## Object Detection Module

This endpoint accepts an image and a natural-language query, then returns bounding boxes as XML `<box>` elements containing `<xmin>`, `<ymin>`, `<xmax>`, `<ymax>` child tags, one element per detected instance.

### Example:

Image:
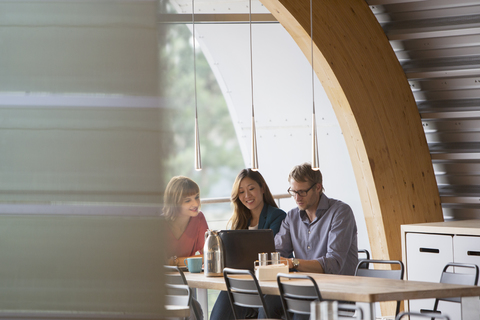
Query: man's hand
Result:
<box><xmin>280</xmin><ymin>257</ymin><xmax>292</xmax><ymax>269</ymax></box>
<box><xmin>280</xmin><ymin>257</ymin><xmax>324</xmax><ymax>273</ymax></box>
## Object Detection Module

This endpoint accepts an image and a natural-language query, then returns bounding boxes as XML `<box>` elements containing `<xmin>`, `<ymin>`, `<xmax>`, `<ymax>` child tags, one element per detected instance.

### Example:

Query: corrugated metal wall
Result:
<box><xmin>368</xmin><ymin>0</ymin><xmax>480</xmax><ymax>220</ymax></box>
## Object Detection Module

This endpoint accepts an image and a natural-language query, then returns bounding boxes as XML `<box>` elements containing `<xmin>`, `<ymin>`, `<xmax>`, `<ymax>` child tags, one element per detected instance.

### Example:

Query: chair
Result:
<box><xmin>396</xmin><ymin>311</ymin><xmax>450</xmax><ymax>320</ymax></box>
<box><xmin>357</xmin><ymin>249</ymin><xmax>370</xmax><ymax>269</ymax></box>
<box><xmin>223</xmin><ymin>267</ymin><xmax>271</xmax><ymax>320</ymax></box>
<box><xmin>277</xmin><ymin>273</ymin><xmax>363</xmax><ymax>320</ymax></box>
<box><xmin>165</xmin><ymin>265</ymin><xmax>189</xmax><ymax>285</ymax></box>
<box><xmin>423</xmin><ymin>262</ymin><xmax>479</xmax><ymax>319</ymax></box>
<box><xmin>164</xmin><ymin>265</ymin><xmax>202</xmax><ymax>320</ymax></box>
<box><xmin>165</xmin><ymin>283</ymin><xmax>191</xmax><ymax>320</ymax></box>
<box><xmin>277</xmin><ymin>273</ymin><xmax>323</xmax><ymax>320</ymax></box>
<box><xmin>355</xmin><ymin>259</ymin><xmax>404</xmax><ymax>317</ymax></box>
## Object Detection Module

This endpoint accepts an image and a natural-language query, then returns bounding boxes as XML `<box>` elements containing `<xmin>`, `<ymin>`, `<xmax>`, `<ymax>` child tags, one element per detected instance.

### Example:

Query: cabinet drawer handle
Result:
<box><xmin>467</xmin><ymin>251</ymin><xmax>480</xmax><ymax>256</ymax></box>
<box><xmin>420</xmin><ymin>309</ymin><xmax>441</xmax><ymax>314</ymax></box>
<box><xmin>419</xmin><ymin>247</ymin><xmax>440</xmax><ymax>254</ymax></box>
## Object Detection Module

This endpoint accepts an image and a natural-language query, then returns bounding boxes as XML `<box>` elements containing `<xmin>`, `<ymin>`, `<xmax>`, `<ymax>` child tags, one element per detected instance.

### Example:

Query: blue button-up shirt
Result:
<box><xmin>274</xmin><ymin>193</ymin><xmax>358</xmax><ymax>275</ymax></box>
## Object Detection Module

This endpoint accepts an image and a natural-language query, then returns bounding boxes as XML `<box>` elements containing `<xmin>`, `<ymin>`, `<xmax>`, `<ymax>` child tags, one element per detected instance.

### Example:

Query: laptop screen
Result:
<box><xmin>218</xmin><ymin>229</ymin><xmax>275</xmax><ymax>271</ymax></box>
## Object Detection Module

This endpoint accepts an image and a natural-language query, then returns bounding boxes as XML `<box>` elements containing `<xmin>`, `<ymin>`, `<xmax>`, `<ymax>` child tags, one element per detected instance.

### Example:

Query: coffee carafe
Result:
<box><xmin>204</xmin><ymin>230</ymin><xmax>224</xmax><ymax>277</ymax></box>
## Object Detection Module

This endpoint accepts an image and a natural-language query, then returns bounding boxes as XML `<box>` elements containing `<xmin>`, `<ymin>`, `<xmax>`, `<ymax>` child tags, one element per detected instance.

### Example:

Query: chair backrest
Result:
<box><xmin>277</xmin><ymin>273</ymin><xmax>322</xmax><ymax>320</ymax></box>
<box><xmin>355</xmin><ymin>259</ymin><xmax>404</xmax><ymax>316</ymax></box>
<box><xmin>357</xmin><ymin>249</ymin><xmax>371</xmax><ymax>269</ymax></box>
<box><xmin>164</xmin><ymin>265</ymin><xmax>188</xmax><ymax>285</ymax></box>
<box><xmin>165</xmin><ymin>283</ymin><xmax>191</xmax><ymax>308</ymax></box>
<box><xmin>355</xmin><ymin>259</ymin><xmax>404</xmax><ymax>280</ymax></box>
<box><xmin>223</xmin><ymin>267</ymin><xmax>269</xmax><ymax>319</ymax></box>
<box><xmin>164</xmin><ymin>265</ymin><xmax>202</xmax><ymax>320</ymax></box>
<box><xmin>437</xmin><ymin>262</ymin><xmax>479</xmax><ymax>304</ymax></box>
<box><xmin>396</xmin><ymin>311</ymin><xmax>450</xmax><ymax>320</ymax></box>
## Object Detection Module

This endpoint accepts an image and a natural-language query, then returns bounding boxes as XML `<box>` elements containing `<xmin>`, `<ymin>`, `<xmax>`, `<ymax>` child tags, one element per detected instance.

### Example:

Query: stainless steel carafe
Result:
<box><xmin>204</xmin><ymin>230</ymin><xmax>224</xmax><ymax>277</ymax></box>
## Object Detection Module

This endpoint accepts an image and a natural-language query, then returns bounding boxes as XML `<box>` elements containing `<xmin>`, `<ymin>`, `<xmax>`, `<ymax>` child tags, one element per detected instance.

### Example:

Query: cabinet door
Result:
<box><xmin>453</xmin><ymin>235</ymin><xmax>480</xmax><ymax>282</ymax></box>
<box><xmin>406</xmin><ymin>232</ymin><xmax>453</xmax><ymax>317</ymax></box>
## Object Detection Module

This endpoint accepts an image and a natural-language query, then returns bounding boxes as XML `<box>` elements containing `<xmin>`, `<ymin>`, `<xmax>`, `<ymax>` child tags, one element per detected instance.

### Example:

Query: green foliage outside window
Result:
<box><xmin>160</xmin><ymin>7</ymin><xmax>244</xmax><ymax>199</ymax></box>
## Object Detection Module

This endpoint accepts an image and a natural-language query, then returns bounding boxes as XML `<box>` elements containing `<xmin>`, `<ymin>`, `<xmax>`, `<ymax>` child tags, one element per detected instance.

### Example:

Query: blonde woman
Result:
<box><xmin>210</xmin><ymin>169</ymin><xmax>286</xmax><ymax>320</ymax></box>
<box><xmin>163</xmin><ymin>176</ymin><xmax>208</xmax><ymax>267</ymax></box>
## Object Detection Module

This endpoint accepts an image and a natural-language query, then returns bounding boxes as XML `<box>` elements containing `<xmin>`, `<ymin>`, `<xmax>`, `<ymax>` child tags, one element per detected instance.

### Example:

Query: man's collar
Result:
<box><xmin>317</xmin><ymin>193</ymin><xmax>328</xmax><ymax>211</ymax></box>
<box><xmin>299</xmin><ymin>193</ymin><xmax>328</xmax><ymax>221</ymax></box>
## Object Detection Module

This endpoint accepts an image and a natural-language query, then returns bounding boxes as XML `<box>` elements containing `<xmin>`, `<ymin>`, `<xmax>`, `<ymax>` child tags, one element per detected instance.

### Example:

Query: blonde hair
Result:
<box><xmin>288</xmin><ymin>163</ymin><xmax>324</xmax><ymax>192</ymax></box>
<box><xmin>229</xmin><ymin>169</ymin><xmax>277</xmax><ymax>230</ymax></box>
<box><xmin>162</xmin><ymin>176</ymin><xmax>200</xmax><ymax>221</ymax></box>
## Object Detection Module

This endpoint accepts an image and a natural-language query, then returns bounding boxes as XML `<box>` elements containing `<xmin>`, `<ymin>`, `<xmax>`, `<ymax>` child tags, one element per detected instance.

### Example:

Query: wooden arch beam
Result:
<box><xmin>259</xmin><ymin>0</ymin><xmax>443</xmax><ymax>261</ymax></box>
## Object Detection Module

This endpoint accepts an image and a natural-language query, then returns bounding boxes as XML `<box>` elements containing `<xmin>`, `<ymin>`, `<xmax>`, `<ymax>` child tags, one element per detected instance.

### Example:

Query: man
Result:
<box><xmin>259</xmin><ymin>163</ymin><xmax>358</xmax><ymax>319</ymax></box>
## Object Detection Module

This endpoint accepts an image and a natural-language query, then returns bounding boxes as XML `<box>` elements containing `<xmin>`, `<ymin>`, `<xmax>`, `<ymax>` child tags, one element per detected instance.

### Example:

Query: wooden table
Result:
<box><xmin>185</xmin><ymin>272</ymin><xmax>480</xmax><ymax>320</ymax></box>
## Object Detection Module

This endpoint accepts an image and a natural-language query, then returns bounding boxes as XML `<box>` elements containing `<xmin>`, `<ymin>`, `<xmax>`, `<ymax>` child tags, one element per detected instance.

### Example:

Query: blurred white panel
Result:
<box><xmin>0</xmin><ymin>214</ymin><xmax>166</xmax><ymax>317</ymax></box>
<box><xmin>0</xmin><ymin>0</ymin><xmax>165</xmax><ymax>205</ymax></box>
<box><xmin>0</xmin><ymin>1</ymin><xmax>157</xmax><ymax>95</ymax></box>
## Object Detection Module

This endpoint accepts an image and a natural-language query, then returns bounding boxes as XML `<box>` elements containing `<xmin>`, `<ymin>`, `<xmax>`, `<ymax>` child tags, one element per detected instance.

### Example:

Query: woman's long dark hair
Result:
<box><xmin>229</xmin><ymin>169</ymin><xmax>277</xmax><ymax>230</ymax></box>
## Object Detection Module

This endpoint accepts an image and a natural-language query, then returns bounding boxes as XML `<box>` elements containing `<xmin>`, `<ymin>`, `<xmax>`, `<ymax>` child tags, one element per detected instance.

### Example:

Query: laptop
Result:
<box><xmin>218</xmin><ymin>229</ymin><xmax>276</xmax><ymax>271</ymax></box>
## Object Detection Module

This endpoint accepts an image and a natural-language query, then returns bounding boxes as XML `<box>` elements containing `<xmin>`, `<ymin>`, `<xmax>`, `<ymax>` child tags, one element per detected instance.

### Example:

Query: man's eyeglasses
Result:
<box><xmin>287</xmin><ymin>184</ymin><xmax>316</xmax><ymax>197</ymax></box>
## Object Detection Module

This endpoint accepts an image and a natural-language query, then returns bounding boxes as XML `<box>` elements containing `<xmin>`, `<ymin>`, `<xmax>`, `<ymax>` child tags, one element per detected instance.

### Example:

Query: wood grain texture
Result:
<box><xmin>185</xmin><ymin>272</ymin><xmax>480</xmax><ymax>303</ymax></box>
<box><xmin>258</xmin><ymin>0</ymin><xmax>443</xmax><ymax>261</ymax></box>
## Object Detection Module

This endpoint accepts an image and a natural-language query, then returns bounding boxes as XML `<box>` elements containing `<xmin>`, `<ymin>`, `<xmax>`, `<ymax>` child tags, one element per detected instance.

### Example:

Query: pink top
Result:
<box><xmin>166</xmin><ymin>211</ymin><xmax>209</xmax><ymax>258</ymax></box>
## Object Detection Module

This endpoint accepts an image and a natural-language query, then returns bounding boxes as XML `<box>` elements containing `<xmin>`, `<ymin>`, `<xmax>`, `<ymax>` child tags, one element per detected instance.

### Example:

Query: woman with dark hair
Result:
<box><xmin>210</xmin><ymin>169</ymin><xmax>286</xmax><ymax>320</ymax></box>
<box><xmin>228</xmin><ymin>168</ymin><xmax>285</xmax><ymax>233</ymax></box>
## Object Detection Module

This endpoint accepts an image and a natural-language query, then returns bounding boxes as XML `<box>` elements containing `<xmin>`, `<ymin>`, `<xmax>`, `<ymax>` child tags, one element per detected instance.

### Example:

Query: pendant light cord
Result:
<box><xmin>249</xmin><ymin>0</ymin><xmax>254</xmax><ymax>118</ymax></box>
<box><xmin>310</xmin><ymin>0</ymin><xmax>315</xmax><ymax>115</ymax></box>
<box><xmin>192</xmin><ymin>0</ymin><xmax>201</xmax><ymax>170</ymax></box>
<box><xmin>192</xmin><ymin>0</ymin><xmax>198</xmax><ymax>120</ymax></box>
<box><xmin>310</xmin><ymin>0</ymin><xmax>320</xmax><ymax>171</ymax></box>
<box><xmin>249</xmin><ymin>0</ymin><xmax>259</xmax><ymax>170</ymax></box>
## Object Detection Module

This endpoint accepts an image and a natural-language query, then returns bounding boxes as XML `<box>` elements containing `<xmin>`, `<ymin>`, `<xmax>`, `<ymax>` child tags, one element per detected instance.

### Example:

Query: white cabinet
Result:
<box><xmin>454</xmin><ymin>235</ymin><xmax>480</xmax><ymax>276</ymax></box>
<box><xmin>402</xmin><ymin>220</ymin><xmax>480</xmax><ymax>320</ymax></box>
<box><xmin>406</xmin><ymin>233</ymin><xmax>453</xmax><ymax>282</ymax></box>
<box><xmin>405</xmin><ymin>233</ymin><xmax>455</xmax><ymax>317</ymax></box>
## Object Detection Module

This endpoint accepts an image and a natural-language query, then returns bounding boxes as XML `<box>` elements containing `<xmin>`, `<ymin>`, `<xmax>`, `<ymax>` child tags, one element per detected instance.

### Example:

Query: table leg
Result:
<box><xmin>461</xmin><ymin>296</ymin><xmax>480</xmax><ymax>320</ymax></box>
<box><xmin>357</xmin><ymin>302</ymin><xmax>376</xmax><ymax>320</ymax></box>
<box><xmin>196</xmin><ymin>288</ymin><xmax>209</xmax><ymax>320</ymax></box>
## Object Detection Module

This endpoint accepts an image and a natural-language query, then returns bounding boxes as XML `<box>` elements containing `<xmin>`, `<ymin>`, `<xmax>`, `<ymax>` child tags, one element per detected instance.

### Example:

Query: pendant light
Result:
<box><xmin>192</xmin><ymin>0</ymin><xmax>201</xmax><ymax>171</ymax></box>
<box><xmin>249</xmin><ymin>0</ymin><xmax>259</xmax><ymax>171</ymax></box>
<box><xmin>310</xmin><ymin>0</ymin><xmax>320</xmax><ymax>171</ymax></box>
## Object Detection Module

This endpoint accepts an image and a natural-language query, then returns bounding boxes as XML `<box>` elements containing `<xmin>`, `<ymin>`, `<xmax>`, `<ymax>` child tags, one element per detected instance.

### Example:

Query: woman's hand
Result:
<box><xmin>168</xmin><ymin>254</ymin><xmax>204</xmax><ymax>267</ymax></box>
<box><xmin>167</xmin><ymin>256</ymin><xmax>178</xmax><ymax>266</ymax></box>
